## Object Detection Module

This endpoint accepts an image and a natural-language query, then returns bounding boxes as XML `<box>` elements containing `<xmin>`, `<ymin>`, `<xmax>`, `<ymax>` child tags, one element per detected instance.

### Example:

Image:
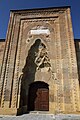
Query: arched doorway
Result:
<box><xmin>28</xmin><ymin>81</ymin><xmax>49</xmax><ymax>111</ymax></box>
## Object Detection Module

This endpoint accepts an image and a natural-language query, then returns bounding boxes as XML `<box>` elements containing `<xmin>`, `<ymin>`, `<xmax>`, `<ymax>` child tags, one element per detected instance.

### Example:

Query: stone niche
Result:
<box><xmin>0</xmin><ymin>7</ymin><xmax>80</xmax><ymax>115</ymax></box>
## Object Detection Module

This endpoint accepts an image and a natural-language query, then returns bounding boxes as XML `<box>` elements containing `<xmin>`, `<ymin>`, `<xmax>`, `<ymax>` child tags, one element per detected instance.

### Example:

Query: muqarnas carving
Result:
<box><xmin>34</xmin><ymin>40</ymin><xmax>51</xmax><ymax>70</ymax></box>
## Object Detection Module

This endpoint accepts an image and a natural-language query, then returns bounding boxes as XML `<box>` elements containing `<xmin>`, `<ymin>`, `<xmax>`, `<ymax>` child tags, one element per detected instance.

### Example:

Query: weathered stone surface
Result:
<box><xmin>0</xmin><ymin>39</ymin><xmax>5</xmax><ymax>73</ymax></box>
<box><xmin>75</xmin><ymin>39</ymin><xmax>80</xmax><ymax>83</ymax></box>
<box><xmin>0</xmin><ymin>113</ymin><xmax>80</xmax><ymax>120</ymax></box>
<box><xmin>0</xmin><ymin>7</ymin><xmax>80</xmax><ymax>115</ymax></box>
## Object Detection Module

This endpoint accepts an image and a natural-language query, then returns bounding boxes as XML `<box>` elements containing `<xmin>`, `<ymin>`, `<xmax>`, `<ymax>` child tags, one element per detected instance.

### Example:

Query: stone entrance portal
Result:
<box><xmin>0</xmin><ymin>7</ymin><xmax>80</xmax><ymax>115</ymax></box>
<box><xmin>28</xmin><ymin>81</ymin><xmax>49</xmax><ymax>111</ymax></box>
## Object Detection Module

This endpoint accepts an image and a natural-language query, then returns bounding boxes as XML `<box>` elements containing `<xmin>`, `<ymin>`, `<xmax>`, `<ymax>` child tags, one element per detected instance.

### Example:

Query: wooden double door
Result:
<box><xmin>28</xmin><ymin>81</ymin><xmax>49</xmax><ymax>111</ymax></box>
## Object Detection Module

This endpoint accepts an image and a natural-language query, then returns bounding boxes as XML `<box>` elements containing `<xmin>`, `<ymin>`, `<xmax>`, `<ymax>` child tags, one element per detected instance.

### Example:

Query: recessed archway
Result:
<box><xmin>28</xmin><ymin>81</ymin><xmax>49</xmax><ymax>111</ymax></box>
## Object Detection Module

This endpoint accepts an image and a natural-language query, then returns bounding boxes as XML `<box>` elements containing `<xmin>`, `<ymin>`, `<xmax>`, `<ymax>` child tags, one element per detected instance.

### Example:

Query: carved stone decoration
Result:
<box><xmin>26</xmin><ymin>25</ymin><xmax>51</xmax><ymax>44</ymax></box>
<box><xmin>34</xmin><ymin>41</ymin><xmax>51</xmax><ymax>70</ymax></box>
<box><xmin>0</xmin><ymin>7</ymin><xmax>80</xmax><ymax>115</ymax></box>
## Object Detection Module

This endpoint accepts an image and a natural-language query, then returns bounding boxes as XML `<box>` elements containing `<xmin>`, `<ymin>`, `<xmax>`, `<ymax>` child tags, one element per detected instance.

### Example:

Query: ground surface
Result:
<box><xmin>0</xmin><ymin>113</ymin><xmax>80</xmax><ymax>120</ymax></box>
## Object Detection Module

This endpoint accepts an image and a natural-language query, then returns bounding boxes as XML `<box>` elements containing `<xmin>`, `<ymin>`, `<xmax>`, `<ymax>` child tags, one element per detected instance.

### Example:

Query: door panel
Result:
<box><xmin>28</xmin><ymin>82</ymin><xmax>49</xmax><ymax>111</ymax></box>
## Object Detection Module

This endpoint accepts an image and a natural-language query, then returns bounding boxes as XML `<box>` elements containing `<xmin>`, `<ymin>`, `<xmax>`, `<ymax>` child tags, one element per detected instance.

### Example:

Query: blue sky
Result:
<box><xmin>0</xmin><ymin>0</ymin><xmax>80</xmax><ymax>39</ymax></box>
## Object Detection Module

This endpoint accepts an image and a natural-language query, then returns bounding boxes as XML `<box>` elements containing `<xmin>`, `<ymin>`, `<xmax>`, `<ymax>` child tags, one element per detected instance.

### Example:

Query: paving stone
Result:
<box><xmin>0</xmin><ymin>114</ymin><xmax>80</xmax><ymax>120</ymax></box>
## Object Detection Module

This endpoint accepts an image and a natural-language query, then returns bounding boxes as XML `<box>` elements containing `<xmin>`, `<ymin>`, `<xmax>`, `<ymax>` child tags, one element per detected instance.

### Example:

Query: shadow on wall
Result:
<box><xmin>17</xmin><ymin>39</ymin><xmax>41</xmax><ymax>115</ymax></box>
<box><xmin>28</xmin><ymin>81</ymin><xmax>49</xmax><ymax>111</ymax></box>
